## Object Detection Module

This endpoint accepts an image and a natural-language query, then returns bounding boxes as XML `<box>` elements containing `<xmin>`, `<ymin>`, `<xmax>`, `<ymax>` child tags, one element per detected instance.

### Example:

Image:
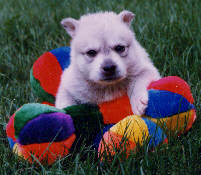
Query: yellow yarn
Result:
<box><xmin>110</xmin><ymin>115</ymin><xmax>149</xmax><ymax>145</ymax></box>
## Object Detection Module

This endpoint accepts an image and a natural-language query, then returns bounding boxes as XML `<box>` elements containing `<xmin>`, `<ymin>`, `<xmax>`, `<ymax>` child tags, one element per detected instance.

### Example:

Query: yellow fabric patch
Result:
<box><xmin>144</xmin><ymin>109</ymin><xmax>194</xmax><ymax>133</ymax></box>
<box><xmin>110</xmin><ymin>115</ymin><xmax>149</xmax><ymax>145</ymax></box>
<box><xmin>13</xmin><ymin>143</ymin><xmax>23</xmax><ymax>157</ymax></box>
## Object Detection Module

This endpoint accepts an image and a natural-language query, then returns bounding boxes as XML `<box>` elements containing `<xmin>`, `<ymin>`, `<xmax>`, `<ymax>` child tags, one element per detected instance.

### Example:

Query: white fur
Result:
<box><xmin>56</xmin><ymin>11</ymin><xmax>161</xmax><ymax>115</ymax></box>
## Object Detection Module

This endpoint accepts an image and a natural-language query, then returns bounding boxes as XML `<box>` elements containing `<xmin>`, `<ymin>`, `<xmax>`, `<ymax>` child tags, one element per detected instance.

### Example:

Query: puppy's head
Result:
<box><xmin>61</xmin><ymin>11</ymin><xmax>135</xmax><ymax>85</ymax></box>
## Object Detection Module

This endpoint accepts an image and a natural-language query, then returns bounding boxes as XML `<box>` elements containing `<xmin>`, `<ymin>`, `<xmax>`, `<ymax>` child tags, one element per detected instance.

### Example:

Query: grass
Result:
<box><xmin>0</xmin><ymin>0</ymin><xmax>200</xmax><ymax>174</ymax></box>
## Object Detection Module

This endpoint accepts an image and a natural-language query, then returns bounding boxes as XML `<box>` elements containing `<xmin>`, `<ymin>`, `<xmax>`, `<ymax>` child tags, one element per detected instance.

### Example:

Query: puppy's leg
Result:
<box><xmin>55</xmin><ymin>86</ymin><xmax>75</xmax><ymax>109</ymax></box>
<box><xmin>128</xmin><ymin>69</ymin><xmax>160</xmax><ymax>116</ymax></box>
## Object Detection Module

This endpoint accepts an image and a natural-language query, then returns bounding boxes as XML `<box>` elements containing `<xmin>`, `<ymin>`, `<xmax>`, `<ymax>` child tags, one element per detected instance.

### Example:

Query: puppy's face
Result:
<box><xmin>61</xmin><ymin>11</ymin><xmax>135</xmax><ymax>85</ymax></box>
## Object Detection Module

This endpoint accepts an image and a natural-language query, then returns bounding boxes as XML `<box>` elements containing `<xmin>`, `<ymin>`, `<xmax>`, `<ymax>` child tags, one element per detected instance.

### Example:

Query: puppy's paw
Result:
<box><xmin>55</xmin><ymin>102</ymin><xmax>68</xmax><ymax>109</ymax></box>
<box><xmin>55</xmin><ymin>97</ymin><xmax>74</xmax><ymax>109</ymax></box>
<box><xmin>130</xmin><ymin>91</ymin><xmax>148</xmax><ymax>116</ymax></box>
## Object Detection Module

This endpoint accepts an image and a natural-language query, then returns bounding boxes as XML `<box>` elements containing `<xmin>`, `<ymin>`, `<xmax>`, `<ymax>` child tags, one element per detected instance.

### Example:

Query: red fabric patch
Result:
<box><xmin>42</xmin><ymin>101</ymin><xmax>55</xmax><ymax>106</ymax></box>
<box><xmin>99</xmin><ymin>95</ymin><xmax>133</xmax><ymax>124</ymax></box>
<box><xmin>6</xmin><ymin>113</ymin><xmax>16</xmax><ymax>142</ymax></box>
<box><xmin>163</xmin><ymin>138</ymin><xmax>168</xmax><ymax>144</ymax></box>
<box><xmin>148</xmin><ymin>76</ymin><xmax>194</xmax><ymax>104</ymax></box>
<box><xmin>20</xmin><ymin>134</ymin><xmax>76</xmax><ymax>165</ymax></box>
<box><xmin>33</xmin><ymin>52</ymin><xmax>62</xmax><ymax>97</ymax></box>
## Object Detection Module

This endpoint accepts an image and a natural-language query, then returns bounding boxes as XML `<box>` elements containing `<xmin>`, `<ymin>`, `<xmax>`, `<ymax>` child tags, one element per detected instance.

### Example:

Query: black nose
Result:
<box><xmin>103</xmin><ymin>64</ymin><xmax>116</xmax><ymax>72</ymax></box>
<box><xmin>102</xmin><ymin>60</ymin><xmax>116</xmax><ymax>74</ymax></box>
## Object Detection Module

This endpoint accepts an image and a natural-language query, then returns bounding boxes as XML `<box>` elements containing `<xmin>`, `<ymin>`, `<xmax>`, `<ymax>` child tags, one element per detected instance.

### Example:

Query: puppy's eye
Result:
<box><xmin>114</xmin><ymin>45</ymin><xmax>125</xmax><ymax>53</ymax></box>
<box><xmin>86</xmin><ymin>50</ymin><xmax>97</xmax><ymax>57</ymax></box>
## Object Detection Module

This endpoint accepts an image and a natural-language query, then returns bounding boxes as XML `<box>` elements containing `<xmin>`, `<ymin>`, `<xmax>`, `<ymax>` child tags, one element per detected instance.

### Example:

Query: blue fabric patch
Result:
<box><xmin>8</xmin><ymin>137</ymin><xmax>16</xmax><ymax>149</ymax></box>
<box><xmin>18</xmin><ymin>112</ymin><xmax>75</xmax><ymax>145</ymax></box>
<box><xmin>93</xmin><ymin>124</ymin><xmax>114</xmax><ymax>150</ymax></box>
<box><xmin>145</xmin><ymin>90</ymin><xmax>194</xmax><ymax>118</ymax></box>
<box><xmin>142</xmin><ymin>118</ymin><xmax>166</xmax><ymax>148</ymax></box>
<box><xmin>50</xmin><ymin>47</ymin><xmax>71</xmax><ymax>70</ymax></box>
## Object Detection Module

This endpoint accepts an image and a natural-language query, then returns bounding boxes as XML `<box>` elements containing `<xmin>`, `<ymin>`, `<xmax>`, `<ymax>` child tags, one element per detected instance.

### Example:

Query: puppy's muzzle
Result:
<box><xmin>100</xmin><ymin>59</ymin><xmax>120</xmax><ymax>81</ymax></box>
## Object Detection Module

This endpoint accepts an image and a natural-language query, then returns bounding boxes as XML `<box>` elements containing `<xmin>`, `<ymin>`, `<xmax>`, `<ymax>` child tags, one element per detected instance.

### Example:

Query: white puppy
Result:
<box><xmin>55</xmin><ymin>11</ymin><xmax>160</xmax><ymax>115</ymax></box>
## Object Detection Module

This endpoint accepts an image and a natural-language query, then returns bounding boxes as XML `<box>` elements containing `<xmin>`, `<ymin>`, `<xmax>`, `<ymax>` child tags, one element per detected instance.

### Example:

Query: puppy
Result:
<box><xmin>55</xmin><ymin>10</ymin><xmax>160</xmax><ymax>115</ymax></box>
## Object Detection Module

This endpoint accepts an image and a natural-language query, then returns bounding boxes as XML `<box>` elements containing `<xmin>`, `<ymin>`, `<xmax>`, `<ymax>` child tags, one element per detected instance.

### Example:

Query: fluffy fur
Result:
<box><xmin>55</xmin><ymin>11</ymin><xmax>160</xmax><ymax>115</ymax></box>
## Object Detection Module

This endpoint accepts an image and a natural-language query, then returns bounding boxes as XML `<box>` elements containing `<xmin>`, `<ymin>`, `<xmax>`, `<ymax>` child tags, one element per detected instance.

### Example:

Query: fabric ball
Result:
<box><xmin>98</xmin><ymin>115</ymin><xmax>167</xmax><ymax>157</ymax></box>
<box><xmin>6</xmin><ymin>103</ymin><xmax>76</xmax><ymax>165</ymax></box>
<box><xmin>30</xmin><ymin>47</ymin><xmax>71</xmax><ymax>104</ymax></box>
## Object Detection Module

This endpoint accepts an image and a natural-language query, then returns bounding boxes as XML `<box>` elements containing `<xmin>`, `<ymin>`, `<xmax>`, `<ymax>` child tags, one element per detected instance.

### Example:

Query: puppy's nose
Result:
<box><xmin>102</xmin><ymin>60</ymin><xmax>116</xmax><ymax>74</ymax></box>
<box><xmin>103</xmin><ymin>64</ymin><xmax>116</xmax><ymax>72</ymax></box>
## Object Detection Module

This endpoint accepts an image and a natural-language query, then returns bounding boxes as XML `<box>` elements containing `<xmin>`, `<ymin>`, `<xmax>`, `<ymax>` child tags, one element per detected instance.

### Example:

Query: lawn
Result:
<box><xmin>0</xmin><ymin>0</ymin><xmax>200</xmax><ymax>174</ymax></box>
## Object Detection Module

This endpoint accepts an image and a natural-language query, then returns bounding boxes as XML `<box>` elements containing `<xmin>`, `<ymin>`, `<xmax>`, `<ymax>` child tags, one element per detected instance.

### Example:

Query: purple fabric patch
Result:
<box><xmin>18</xmin><ymin>112</ymin><xmax>75</xmax><ymax>145</ymax></box>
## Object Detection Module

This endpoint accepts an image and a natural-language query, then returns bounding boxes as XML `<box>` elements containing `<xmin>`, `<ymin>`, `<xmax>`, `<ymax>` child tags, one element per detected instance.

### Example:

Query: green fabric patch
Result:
<box><xmin>14</xmin><ymin>103</ymin><xmax>65</xmax><ymax>138</ymax></box>
<box><xmin>64</xmin><ymin>104</ymin><xmax>104</xmax><ymax>148</ymax></box>
<box><xmin>30</xmin><ymin>68</ymin><xmax>55</xmax><ymax>104</ymax></box>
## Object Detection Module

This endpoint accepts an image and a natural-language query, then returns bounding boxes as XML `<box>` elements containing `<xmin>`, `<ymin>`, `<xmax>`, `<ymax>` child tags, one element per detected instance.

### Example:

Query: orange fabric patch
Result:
<box><xmin>33</xmin><ymin>52</ymin><xmax>62</xmax><ymax>97</ymax></box>
<box><xmin>98</xmin><ymin>131</ymin><xmax>136</xmax><ymax>157</ymax></box>
<box><xmin>20</xmin><ymin>134</ymin><xmax>76</xmax><ymax>165</ymax></box>
<box><xmin>99</xmin><ymin>95</ymin><xmax>133</xmax><ymax>124</ymax></box>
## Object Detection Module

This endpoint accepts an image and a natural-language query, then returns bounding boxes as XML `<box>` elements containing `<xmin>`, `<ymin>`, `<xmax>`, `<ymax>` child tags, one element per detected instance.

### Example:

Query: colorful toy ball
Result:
<box><xmin>6</xmin><ymin>103</ymin><xmax>76</xmax><ymax>164</ymax></box>
<box><xmin>30</xmin><ymin>47</ymin><xmax>71</xmax><ymax>105</ymax></box>
<box><xmin>98</xmin><ymin>115</ymin><xmax>167</xmax><ymax>158</ymax></box>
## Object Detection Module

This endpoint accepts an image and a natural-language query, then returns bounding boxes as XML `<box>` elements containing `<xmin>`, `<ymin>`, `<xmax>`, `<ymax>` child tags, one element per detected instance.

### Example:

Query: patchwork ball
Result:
<box><xmin>6</xmin><ymin>103</ymin><xmax>76</xmax><ymax>164</ymax></box>
<box><xmin>30</xmin><ymin>47</ymin><xmax>71</xmax><ymax>105</ymax></box>
<box><xmin>97</xmin><ymin>115</ymin><xmax>168</xmax><ymax>158</ymax></box>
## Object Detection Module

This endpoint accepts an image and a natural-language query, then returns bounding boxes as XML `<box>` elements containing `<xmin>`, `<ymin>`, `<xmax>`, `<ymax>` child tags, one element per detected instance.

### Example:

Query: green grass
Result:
<box><xmin>0</xmin><ymin>0</ymin><xmax>200</xmax><ymax>174</ymax></box>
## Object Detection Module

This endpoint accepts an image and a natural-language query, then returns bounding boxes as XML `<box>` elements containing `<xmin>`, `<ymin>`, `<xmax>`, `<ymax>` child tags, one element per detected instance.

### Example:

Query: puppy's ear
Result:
<box><xmin>118</xmin><ymin>10</ymin><xmax>135</xmax><ymax>26</ymax></box>
<box><xmin>61</xmin><ymin>18</ymin><xmax>79</xmax><ymax>38</ymax></box>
